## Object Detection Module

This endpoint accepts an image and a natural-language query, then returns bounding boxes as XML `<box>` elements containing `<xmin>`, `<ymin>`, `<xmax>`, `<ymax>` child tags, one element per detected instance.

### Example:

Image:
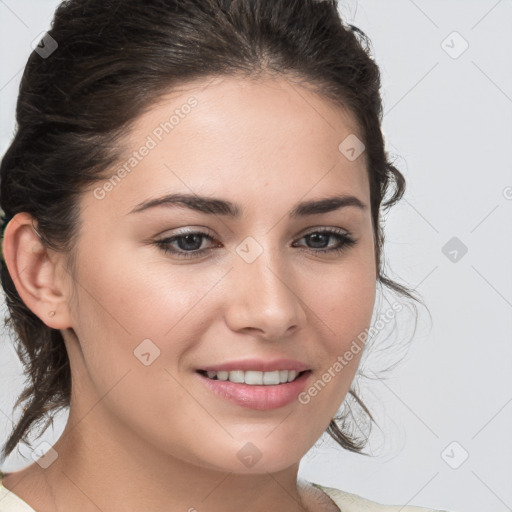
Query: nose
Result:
<box><xmin>224</xmin><ymin>247</ymin><xmax>306</xmax><ymax>341</ymax></box>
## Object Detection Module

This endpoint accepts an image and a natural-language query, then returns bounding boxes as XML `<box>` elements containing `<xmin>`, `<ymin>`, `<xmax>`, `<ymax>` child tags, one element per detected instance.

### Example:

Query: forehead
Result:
<box><xmin>87</xmin><ymin>74</ymin><xmax>370</xmax><ymax>219</ymax></box>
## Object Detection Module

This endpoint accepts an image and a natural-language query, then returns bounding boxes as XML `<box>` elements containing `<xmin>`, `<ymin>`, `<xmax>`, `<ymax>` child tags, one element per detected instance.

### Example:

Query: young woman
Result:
<box><xmin>0</xmin><ymin>1</ymin><xmax>453</xmax><ymax>510</ymax></box>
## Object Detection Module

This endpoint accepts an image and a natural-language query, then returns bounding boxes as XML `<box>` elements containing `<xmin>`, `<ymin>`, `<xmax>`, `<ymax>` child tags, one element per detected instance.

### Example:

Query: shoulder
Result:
<box><xmin>0</xmin><ymin>471</ymin><xmax>38</xmax><ymax>512</ymax></box>
<box><xmin>310</xmin><ymin>482</ymin><xmax>454</xmax><ymax>512</ymax></box>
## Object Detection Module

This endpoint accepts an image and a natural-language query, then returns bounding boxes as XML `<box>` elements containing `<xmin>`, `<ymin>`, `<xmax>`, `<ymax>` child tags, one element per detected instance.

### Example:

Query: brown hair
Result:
<box><xmin>0</xmin><ymin>0</ymin><xmax>421</xmax><ymax>461</ymax></box>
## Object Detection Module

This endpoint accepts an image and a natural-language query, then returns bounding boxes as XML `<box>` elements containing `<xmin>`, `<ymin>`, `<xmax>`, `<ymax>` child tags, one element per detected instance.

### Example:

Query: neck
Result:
<box><xmin>34</xmin><ymin>404</ymin><xmax>310</xmax><ymax>512</ymax></box>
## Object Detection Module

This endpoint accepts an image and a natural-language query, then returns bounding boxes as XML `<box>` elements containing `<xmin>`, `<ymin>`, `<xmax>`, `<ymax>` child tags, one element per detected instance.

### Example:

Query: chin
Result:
<box><xmin>188</xmin><ymin>445</ymin><xmax>303</xmax><ymax>475</ymax></box>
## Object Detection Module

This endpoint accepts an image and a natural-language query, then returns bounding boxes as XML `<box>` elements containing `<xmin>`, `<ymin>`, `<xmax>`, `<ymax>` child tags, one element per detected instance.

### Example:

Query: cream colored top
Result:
<box><xmin>0</xmin><ymin>475</ymin><xmax>450</xmax><ymax>511</ymax></box>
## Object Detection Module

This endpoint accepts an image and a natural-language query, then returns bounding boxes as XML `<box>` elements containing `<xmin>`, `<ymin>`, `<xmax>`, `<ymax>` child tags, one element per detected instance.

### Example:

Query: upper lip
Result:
<box><xmin>198</xmin><ymin>358</ymin><xmax>311</xmax><ymax>373</ymax></box>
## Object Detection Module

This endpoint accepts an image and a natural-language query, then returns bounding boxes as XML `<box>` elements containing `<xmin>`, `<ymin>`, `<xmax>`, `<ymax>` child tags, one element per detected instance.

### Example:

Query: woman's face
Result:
<box><xmin>61</xmin><ymin>75</ymin><xmax>376</xmax><ymax>473</ymax></box>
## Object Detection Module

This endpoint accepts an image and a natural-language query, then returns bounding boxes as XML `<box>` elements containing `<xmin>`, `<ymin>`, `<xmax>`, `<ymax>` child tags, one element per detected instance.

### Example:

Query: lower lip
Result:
<box><xmin>196</xmin><ymin>371</ymin><xmax>311</xmax><ymax>410</ymax></box>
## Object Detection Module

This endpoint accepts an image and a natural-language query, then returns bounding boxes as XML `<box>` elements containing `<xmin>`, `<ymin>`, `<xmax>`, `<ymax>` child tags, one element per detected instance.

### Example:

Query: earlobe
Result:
<box><xmin>2</xmin><ymin>212</ymin><xmax>73</xmax><ymax>329</ymax></box>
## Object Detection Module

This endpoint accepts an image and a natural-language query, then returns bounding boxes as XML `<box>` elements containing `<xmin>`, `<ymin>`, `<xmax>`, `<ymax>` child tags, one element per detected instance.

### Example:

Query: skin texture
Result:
<box><xmin>2</xmin><ymin>75</ymin><xmax>376</xmax><ymax>512</ymax></box>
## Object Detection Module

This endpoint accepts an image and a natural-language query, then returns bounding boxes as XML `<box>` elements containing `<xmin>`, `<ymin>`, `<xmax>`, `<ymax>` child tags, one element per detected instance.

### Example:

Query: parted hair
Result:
<box><xmin>0</xmin><ymin>0</ymin><xmax>421</xmax><ymax>461</ymax></box>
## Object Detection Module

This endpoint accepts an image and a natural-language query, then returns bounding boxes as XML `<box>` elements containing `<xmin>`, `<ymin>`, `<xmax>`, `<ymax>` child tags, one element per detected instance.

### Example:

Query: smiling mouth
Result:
<box><xmin>196</xmin><ymin>369</ymin><xmax>309</xmax><ymax>385</ymax></box>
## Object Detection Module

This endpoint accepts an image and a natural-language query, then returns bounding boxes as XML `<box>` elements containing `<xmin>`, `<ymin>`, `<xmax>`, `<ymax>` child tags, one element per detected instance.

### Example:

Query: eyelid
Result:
<box><xmin>299</xmin><ymin>225</ymin><xmax>351</xmax><ymax>236</ymax></box>
<box><xmin>153</xmin><ymin>225</ymin><xmax>356</xmax><ymax>260</ymax></box>
<box><xmin>156</xmin><ymin>225</ymin><xmax>351</xmax><ymax>243</ymax></box>
<box><xmin>155</xmin><ymin>225</ymin><xmax>216</xmax><ymax>237</ymax></box>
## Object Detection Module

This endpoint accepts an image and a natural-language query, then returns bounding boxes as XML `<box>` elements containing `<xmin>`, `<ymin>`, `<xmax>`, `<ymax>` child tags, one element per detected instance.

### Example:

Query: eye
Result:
<box><xmin>292</xmin><ymin>228</ymin><xmax>356</xmax><ymax>256</ymax></box>
<box><xmin>154</xmin><ymin>227</ymin><xmax>356</xmax><ymax>259</ymax></box>
<box><xmin>154</xmin><ymin>230</ymin><xmax>219</xmax><ymax>259</ymax></box>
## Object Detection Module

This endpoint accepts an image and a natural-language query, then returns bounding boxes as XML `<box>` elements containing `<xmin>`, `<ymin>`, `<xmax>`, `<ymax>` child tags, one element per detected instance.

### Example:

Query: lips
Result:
<box><xmin>196</xmin><ymin>369</ymin><xmax>311</xmax><ymax>410</ymax></box>
<box><xmin>194</xmin><ymin>358</ymin><xmax>312</xmax><ymax>409</ymax></box>
<box><xmin>197</xmin><ymin>358</ymin><xmax>311</xmax><ymax>373</ymax></box>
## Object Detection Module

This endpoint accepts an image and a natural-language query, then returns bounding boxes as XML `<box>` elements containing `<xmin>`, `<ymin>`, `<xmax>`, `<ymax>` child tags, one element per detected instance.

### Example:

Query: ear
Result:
<box><xmin>2</xmin><ymin>212</ymin><xmax>73</xmax><ymax>329</ymax></box>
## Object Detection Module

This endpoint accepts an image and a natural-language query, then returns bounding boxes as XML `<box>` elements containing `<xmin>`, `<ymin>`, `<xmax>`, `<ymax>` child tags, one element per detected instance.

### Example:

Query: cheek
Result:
<box><xmin>307</xmin><ymin>250</ymin><xmax>376</xmax><ymax>347</ymax></box>
<box><xmin>71</xmin><ymin>240</ymin><xmax>215</xmax><ymax>338</ymax></box>
<box><xmin>66</xmin><ymin>243</ymin><xmax>231</xmax><ymax>400</ymax></box>
<box><xmin>297</xmin><ymin>252</ymin><xmax>376</xmax><ymax>410</ymax></box>
<box><xmin>65</xmin><ymin>252</ymin><xmax>209</xmax><ymax>444</ymax></box>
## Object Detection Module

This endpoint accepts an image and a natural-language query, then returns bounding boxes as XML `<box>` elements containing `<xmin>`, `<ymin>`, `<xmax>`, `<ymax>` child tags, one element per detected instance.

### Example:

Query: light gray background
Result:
<box><xmin>1</xmin><ymin>1</ymin><xmax>511</xmax><ymax>511</ymax></box>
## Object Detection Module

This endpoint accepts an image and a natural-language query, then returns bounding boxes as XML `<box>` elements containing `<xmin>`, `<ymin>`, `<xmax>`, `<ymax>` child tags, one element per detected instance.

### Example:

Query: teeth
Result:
<box><xmin>204</xmin><ymin>369</ymin><xmax>301</xmax><ymax>385</ymax></box>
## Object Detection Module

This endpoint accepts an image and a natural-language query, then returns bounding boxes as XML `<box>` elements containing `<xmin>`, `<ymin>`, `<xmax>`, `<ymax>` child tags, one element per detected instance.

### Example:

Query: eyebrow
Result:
<box><xmin>129</xmin><ymin>193</ymin><xmax>367</xmax><ymax>218</ymax></box>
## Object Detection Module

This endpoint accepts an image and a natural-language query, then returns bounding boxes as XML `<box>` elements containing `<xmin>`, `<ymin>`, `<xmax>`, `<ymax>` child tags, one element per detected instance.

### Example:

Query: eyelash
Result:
<box><xmin>154</xmin><ymin>228</ymin><xmax>356</xmax><ymax>260</ymax></box>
